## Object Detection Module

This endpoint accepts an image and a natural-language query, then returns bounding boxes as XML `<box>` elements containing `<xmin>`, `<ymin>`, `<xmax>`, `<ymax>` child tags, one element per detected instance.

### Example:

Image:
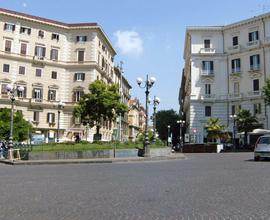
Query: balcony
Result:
<box><xmin>246</xmin><ymin>40</ymin><xmax>260</xmax><ymax>48</ymax></box>
<box><xmin>201</xmin><ymin>70</ymin><xmax>214</xmax><ymax>76</ymax></box>
<box><xmin>229</xmin><ymin>93</ymin><xmax>242</xmax><ymax>100</ymax></box>
<box><xmin>227</xmin><ymin>45</ymin><xmax>241</xmax><ymax>53</ymax></box>
<box><xmin>32</xmin><ymin>56</ymin><xmax>45</xmax><ymax>66</ymax></box>
<box><xmin>200</xmin><ymin>94</ymin><xmax>216</xmax><ymax>100</ymax></box>
<box><xmin>199</xmin><ymin>48</ymin><xmax>216</xmax><ymax>54</ymax></box>
<box><xmin>249</xmin><ymin>65</ymin><xmax>261</xmax><ymax>72</ymax></box>
<box><xmin>247</xmin><ymin>90</ymin><xmax>262</xmax><ymax>97</ymax></box>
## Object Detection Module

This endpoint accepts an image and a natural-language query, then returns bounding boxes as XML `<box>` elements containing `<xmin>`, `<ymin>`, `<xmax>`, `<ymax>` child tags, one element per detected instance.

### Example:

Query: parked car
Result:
<box><xmin>254</xmin><ymin>135</ymin><xmax>270</xmax><ymax>161</ymax></box>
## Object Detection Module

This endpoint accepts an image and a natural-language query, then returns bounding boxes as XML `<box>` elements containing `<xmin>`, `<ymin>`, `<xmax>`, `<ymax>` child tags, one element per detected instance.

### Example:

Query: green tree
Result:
<box><xmin>0</xmin><ymin>108</ymin><xmax>33</xmax><ymax>142</ymax></box>
<box><xmin>236</xmin><ymin>109</ymin><xmax>260</xmax><ymax>146</ymax></box>
<box><xmin>73</xmin><ymin>80</ymin><xmax>128</xmax><ymax>140</ymax></box>
<box><xmin>156</xmin><ymin>109</ymin><xmax>180</xmax><ymax>141</ymax></box>
<box><xmin>204</xmin><ymin>118</ymin><xmax>224</xmax><ymax>142</ymax></box>
<box><xmin>263</xmin><ymin>78</ymin><xmax>270</xmax><ymax>105</ymax></box>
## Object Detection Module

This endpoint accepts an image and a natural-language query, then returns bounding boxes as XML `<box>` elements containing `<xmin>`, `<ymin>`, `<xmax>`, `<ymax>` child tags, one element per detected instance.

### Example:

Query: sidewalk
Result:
<box><xmin>0</xmin><ymin>153</ymin><xmax>186</xmax><ymax>165</ymax></box>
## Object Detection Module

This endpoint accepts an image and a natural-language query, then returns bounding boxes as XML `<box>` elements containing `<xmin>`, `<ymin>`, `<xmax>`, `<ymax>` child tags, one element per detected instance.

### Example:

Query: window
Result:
<box><xmin>204</xmin><ymin>39</ymin><xmax>210</xmax><ymax>48</ymax></box>
<box><xmin>47</xmin><ymin>113</ymin><xmax>55</xmax><ymax>123</ymax></box>
<box><xmin>233</xmin><ymin>82</ymin><xmax>240</xmax><ymax>95</ymax></box>
<box><xmin>74</xmin><ymin>73</ymin><xmax>85</xmax><ymax>81</ymax></box>
<box><xmin>4</xmin><ymin>23</ymin><xmax>15</xmax><ymax>31</ymax></box>
<box><xmin>253</xmin><ymin>79</ymin><xmax>259</xmax><ymax>91</ymax></box>
<box><xmin>5</xmin><ymin>40</ymin><xmax>11</xmax><ymax>52</ymax></box>
<box><xmin>76</xmin><ymin>36</ymin><xmax>87</xmax><ymax>42</ymax></box>
<box><xmin>231</xmin><ymin>58</ymin><xmax>241</xmax><ymax>73</ymax></box>
<box><xmin>73</xmin><ymin>91</ymin><xmax>84</xmax><ymax>102</ymax></box>
<box><xmin>36</xmin><ymin>69</ymin><xmax>42</xmax><ymax>77</ymax></box>
<box><xmin>249</xmin><ymin>31</ymin><xmax>259</xmax><ymax>42</ymax></box>
<box><xmin>18</xmin><ymin>66</ymin><xmax>25</xmax><ymax>75</ymax></box>
<box><xmin>205</xmin><ymin>106</ymin><xmax>211</xmax><ymax>117</ymax></box>
<box><xmin>20</xmin><ymin>43</ymin><xmax>27</xmax><ymax>55</ymax></box>
<box><xmin>48</xmin><ymin>89</ymin><xmax>56</xmax><ymax>101</ymax></box>
<box><xmin>38</xmin><ymin>30</ymin><xmax>44</xmax><ymax>38</ymax></box>
<box><xmin>51</xmin><ymin>71</ymin><xmax>57</xmax><ymax>79</ymax></box>
<box><xmin>32</xmin><ymin>88</ymin><xmax>43</xmax><ymax>102</ymax></box>
<box><xmin>205</xmin><ymin>84</ymin><xmax>211</xmax><ymax>95</ymax></box>
<box><xmin>35</xmin><ymin>46</ymin><xmax>46</xmax><ymax>59</ymax></box>
<box><xmin>51</xmin><ymin>33</ymin><xmax>59</xmax><ymax>41</ymax></box>
<box><xmin>1</xmin><ymin>84</ymin><xmax>8</xmax><ymax>95</ymax></box>
<box><xmin>3</xmin><ymin>64</ymin><xmax>10</xmax><ymax>73</ymax></box>
<box><xmin>78</xmin><ymin>50</ymin><xmax>85</xmax><ymax>62</ymax></box>
<box><xmin>17</xmin><ymin>86</ymin><xmax>27</xmax><ymax>98</ymax></box>
<box><xmin>254</xmin><ymin>103</ymin><xmax>261</xmax><ymax>115</ymax></box>
<box><xmin>202</xmin><ymin>61</ymin><xmax>214</xmax><ymax>75</ymax></box>
<box><xmin>250</xmin><ymin>54</ymin><xmax>260</xmax><ymax>70</ymax></box>
<box><xmin>20</xmin><ymin>27</ymin><xmax>31</xmax><ymax>35</ymax></box>
<box><xmin>50</xmin><ymin>49</ymin><xmax>58</xmax><ymax>61</ymax></box>
<box><xmin>33</xmin><ymin>111</ymin><xmax>40</xmax><ymax>122</ymax></box>
<box><xmin>232</xmin><ymin>36</ymin><xmax>238</xmax><ymax>46</ymax></box>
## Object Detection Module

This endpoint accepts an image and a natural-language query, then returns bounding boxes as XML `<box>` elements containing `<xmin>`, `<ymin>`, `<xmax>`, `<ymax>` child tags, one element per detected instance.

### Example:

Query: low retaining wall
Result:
<box><xmin>183</xmin><ymin>144</ymin><xmax>217</xmax><ymax>153</ymax></box>
<box><xmin>28</xmin><ymin>148</ymin><xmax>171</xmax><ymax>160</ymax></box>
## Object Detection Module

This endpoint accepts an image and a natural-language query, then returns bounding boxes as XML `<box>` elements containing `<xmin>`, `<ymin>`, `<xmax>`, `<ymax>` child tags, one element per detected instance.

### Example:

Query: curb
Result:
<box><xmin>0</xmin><ymin>154</ymin><xmax>186</xmax><ymax>166</ymax></box>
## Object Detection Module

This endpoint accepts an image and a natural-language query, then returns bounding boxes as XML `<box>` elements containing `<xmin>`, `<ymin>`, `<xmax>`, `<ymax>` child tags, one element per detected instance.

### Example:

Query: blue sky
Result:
<box><xmin>1</xmin><ymin>0</ymin><xmax>270</xmax><ymax>113</ymax></box>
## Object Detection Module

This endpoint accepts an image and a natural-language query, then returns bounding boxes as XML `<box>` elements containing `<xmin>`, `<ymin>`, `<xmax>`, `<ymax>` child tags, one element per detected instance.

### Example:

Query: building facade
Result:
<box><xmin>180</xmin><ymin>12</ymin><xmax>270</xmax><ymax>143</ymax></box>
<box><xmin>114</xmin><ymin>65</ymin><xmax>131</xmax><ymax>142</ymax></box>
<box><xmin>0</xmin><ymin>8</ymin><xmax>121</xmax><ymax>143</ymax></box>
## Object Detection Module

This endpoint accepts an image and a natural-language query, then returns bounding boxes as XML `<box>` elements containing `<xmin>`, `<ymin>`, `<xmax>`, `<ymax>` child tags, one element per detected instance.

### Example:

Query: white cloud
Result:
<box><xmin>114</xmin><ymin>30</ymin><xmax>143</xmax><ymax>56</ymax></box>
<box><xmin>22</xmin><ymin>2</ymin><xmax>27</xmax><ymax>8</ymax></box>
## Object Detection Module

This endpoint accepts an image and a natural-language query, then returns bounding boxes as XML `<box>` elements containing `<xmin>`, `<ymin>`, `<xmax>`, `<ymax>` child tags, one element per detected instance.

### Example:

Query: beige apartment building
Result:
<box><xmin>0</xmin><ymin>8</ymin><xmax>124</xmax><ymax>143</ymax></box>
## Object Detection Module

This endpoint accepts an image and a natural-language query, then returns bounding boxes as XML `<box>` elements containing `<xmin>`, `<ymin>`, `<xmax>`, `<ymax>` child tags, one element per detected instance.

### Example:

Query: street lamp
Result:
<box><xmin>54</xmin><ymin>101</ymin><xmax>65</xmax><ymax>143</ymax></box>
<box><xmin>6</xmin><ymin>83</ymin><xmax>24</xmax><ymax>160</ymax></box>
<box><xmin>177</xmin><ymin>120</ymin><xmax>185</xmax><ymax>149</ymax></box>
<box><xmin>230</xmin><ymin>114</ymin><xmax>237</xmax><ymax>151</ymax></box>
<box><xmin>136</xmin><ymin>75</ymin><xmax>156</xmax><ymax>157</ymax></box>
<box><xmin>150</xmin><ymin>96</ymin><xmax>160</xmax><ymax>143</ymax></box>
<box><xmin>167</xmin><ymin>125</ymin><xmax>171</xmax><ymax>147</ymax></box>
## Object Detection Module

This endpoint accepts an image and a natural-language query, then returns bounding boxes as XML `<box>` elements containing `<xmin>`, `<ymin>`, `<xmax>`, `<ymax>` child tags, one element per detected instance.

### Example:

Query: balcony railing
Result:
<box><xmin>229</xmin><ymin>93</ymin><xmax>242</xmax><ymax>99</ymax></box>
<box><xmin>248</xmin><ymin>90</ymin><xmax>262</xmax><ymax>97</ymax></box>
<box><xmin>199</xmin><ymin>48</ymin><xmax>216</xmax><ymax>53</ymax></box>
<box><xmin>249</xmin><ymin>65</ymin><xmax>261</xmax><ymax>71</ymax></box>
<box><xmin>231</xmin><ymin>67</ymin><xmax>241</xmax><ymax>74</ymax></box>
<box><xmin>228</xmin><ymin>45</ymin><xmax>240</xmax><ymax>52</ymax></box>
<box><xmin>246</xmin><ymin>40</ymin><xmax>260</xmax><ymax>47</ymax></box>
<box><xmin>200</xmin><ymin>94</ymin><xmax>216</xmax><ymax>100</ymax></box>
<box><xmin>201</xmin><ymin>70</ymin><xmax>214</xmax><ymax>76</ymax></box>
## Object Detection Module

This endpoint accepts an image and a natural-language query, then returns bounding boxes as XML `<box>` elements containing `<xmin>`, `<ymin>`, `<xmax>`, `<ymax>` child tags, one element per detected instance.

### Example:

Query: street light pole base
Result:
<box><xmin>7</xmin><ymin>149</ymin><xmax>14</xmax><ymax>160</ymax></box>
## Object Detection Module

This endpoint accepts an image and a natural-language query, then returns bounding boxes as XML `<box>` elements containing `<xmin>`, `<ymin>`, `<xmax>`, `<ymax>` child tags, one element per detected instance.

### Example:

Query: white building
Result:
<box><xmin>180</xmin><ymin>12</ymin><xmax>270</xmax><ymax>143</ymax></box>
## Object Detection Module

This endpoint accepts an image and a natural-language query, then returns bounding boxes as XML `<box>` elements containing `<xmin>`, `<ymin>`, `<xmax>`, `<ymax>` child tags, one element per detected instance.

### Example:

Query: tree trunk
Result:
<box><xmin>244</xmin><ymin>131</ymin><xmax>247</xmax><ymax>147</ymax></box>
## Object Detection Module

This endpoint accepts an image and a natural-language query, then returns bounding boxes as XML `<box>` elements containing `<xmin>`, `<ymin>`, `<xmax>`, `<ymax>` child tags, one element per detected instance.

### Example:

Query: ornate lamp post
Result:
<box><xmin>177</xmin><ymin>120</ymin><xmax>185</xmax><ymax>149</ymax></box>
<box><xmin>54</xmin><ymin>101</ymin><xmax>65</xmax><ymax>143</ymax></box>
<box><xmin>150</xmin><ymin>96</ymin><xmax>160</xmax><ymax>143</ymax></box>
<box><xmin>136</xmin><ymin>75</ymin><xmax>156</xmax><ymax>157</ymax></box>
<box><xmin>6</xmin><ymin>84</ymin><xmax>24</xmax><ymax>160</ymax></box>
<box><xmin>167</xmin><ymin>125</ymin><xmax>171</xmax><ymax>147</ymax></box>
<box><xmin>230</xmin><ymin>114</ymin><xmax>237</xmax><ymax>151</ymax></box>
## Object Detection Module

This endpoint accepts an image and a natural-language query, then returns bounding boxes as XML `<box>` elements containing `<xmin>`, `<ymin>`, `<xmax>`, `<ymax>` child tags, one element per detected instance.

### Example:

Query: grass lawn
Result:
<box><xmin>31</xmin><ymin>142</ymin><xmax>166</xmax><ymax>152</ymax></box>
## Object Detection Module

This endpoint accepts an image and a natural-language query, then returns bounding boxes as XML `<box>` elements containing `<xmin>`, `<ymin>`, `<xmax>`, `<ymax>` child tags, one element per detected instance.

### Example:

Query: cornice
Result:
<box><xmin>0</xmin><ymin>8</ymin><xmax>116</xmax><ymax>55</ymax></box>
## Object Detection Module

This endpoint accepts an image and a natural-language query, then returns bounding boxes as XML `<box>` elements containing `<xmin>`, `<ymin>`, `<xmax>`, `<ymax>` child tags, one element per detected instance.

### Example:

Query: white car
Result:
<box><xmin>254</xmin><ymin>135</ymin><xmax>270</xmax><ymax>161</ymax></box>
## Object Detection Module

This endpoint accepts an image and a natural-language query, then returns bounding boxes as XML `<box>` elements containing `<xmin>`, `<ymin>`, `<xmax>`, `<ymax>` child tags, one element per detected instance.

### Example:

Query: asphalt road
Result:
<box><xmin>1</xmin><ymin>153</ymin><xmax>270</xmax><ymax>220</ymax></box>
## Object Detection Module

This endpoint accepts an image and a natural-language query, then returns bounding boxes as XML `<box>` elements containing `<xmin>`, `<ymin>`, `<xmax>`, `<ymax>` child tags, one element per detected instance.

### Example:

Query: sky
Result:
<box><xmin>1</xmin><ymin>0</ymin><xmax>270</xmax><ymax>113</ymax></box>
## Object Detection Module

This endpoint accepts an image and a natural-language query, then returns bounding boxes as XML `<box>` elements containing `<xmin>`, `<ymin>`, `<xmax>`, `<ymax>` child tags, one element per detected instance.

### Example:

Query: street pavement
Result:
<box><xmin>1</xmin><ymin>153</ymin><xmax>270</xmax><ymax>220</ymax></box>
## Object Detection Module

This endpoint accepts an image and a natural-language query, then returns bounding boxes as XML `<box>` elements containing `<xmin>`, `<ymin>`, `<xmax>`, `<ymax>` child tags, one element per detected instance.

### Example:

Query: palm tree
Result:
<box><xmin>236</xmin><ymin>109</ymin><xmax>260</xmax><ymax>147</ymax></box>
<box><xmin>204</xmin><ymin>118</ymin><xmax>224</xmax><ymax>142</ymax></box>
